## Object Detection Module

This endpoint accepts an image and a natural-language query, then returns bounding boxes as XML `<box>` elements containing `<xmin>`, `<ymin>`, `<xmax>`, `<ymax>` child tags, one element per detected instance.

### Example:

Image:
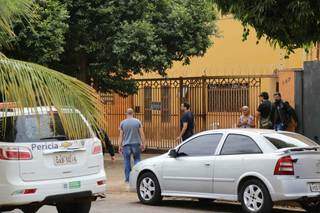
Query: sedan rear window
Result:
<box><xmin>0</xmin><ymin>113</ymin><xmax>91</xmax><ymax>143</ymax></box>
<box><xmin>263</xmin><ymin>133</ymin><xmax>318</xmax><ymax>149</ymax></box>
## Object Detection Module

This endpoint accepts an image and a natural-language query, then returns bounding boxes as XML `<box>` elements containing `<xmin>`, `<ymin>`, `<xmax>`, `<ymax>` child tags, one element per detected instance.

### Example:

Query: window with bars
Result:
<box><xmin>144</xmin><ymin>87</ymin><xmax>152</xmax><ymax>122</ymax></box>
<box><xmin>208</xmin><ymin>83</ymin><xmax>249</xmax><ymax>112</ymax></box>
<box><xmin>161</xmin><ymin>86</ymin><xmax>171</xmax><ymax>122</ymax></box>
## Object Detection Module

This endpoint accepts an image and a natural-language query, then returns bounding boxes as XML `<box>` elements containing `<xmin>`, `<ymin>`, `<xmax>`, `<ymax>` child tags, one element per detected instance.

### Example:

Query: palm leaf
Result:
<box><xmin>0</xmin><ymin>0</ymin><xmax>32</xmax><ymax>48</ymax></box>
<box><xmin>0</xmin><ymin>57</ymin><xmax>105</xmax><ymax>139</ymax></box>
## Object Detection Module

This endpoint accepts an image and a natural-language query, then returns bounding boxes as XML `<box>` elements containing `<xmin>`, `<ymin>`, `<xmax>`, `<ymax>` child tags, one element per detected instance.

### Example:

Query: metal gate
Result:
<box><xmin>103</xmin><ymin>75</ymin><xmax>277</xmax><ymax>149</ymax></box>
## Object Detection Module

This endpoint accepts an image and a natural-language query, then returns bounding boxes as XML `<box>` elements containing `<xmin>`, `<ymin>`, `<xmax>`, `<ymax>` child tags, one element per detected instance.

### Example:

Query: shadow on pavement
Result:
<box><xmin>128</xmin><ymin>198</ymin><xmax>304</xmax><ymax>213</ymax></box>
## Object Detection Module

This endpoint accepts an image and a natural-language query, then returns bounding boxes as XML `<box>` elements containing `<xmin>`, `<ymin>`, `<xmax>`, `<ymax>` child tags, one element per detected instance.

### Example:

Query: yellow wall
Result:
<box><xmin>139</xmin><ymin>17</ymin><xmax>304</xmax><ymax>79</ymax></box>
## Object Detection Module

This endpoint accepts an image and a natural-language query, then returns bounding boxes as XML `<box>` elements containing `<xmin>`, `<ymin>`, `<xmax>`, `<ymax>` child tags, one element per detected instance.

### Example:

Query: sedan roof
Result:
<box><xmin>200</xmin><ymin>128</ymin><xmax>279</xmax><ymax>135</ymax></box>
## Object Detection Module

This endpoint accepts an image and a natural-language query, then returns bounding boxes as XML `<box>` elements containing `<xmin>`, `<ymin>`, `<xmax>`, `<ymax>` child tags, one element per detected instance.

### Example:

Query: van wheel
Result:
<box><xmin>137</xmin><ymin>172</ymin><xmax>162</xmax><ymax>205</ymax></box>
<box><xmin>56</xmin><ymin>200</ymin><xmax>91</xmax><ymax>213</ymax></box>
<box><xmin>240</xmin><ymin>179</ymin><xmax>273</xmax><ymax>213</ymax></box>
<box><xmin>21</xmin><ymin>205</ymin><xmax>41</xmax><ymax>213</ymax></box>
<box><xmin>300</xmin><ymin>200</ymin><xmax>320</xmax><ymax>213</ymax></box>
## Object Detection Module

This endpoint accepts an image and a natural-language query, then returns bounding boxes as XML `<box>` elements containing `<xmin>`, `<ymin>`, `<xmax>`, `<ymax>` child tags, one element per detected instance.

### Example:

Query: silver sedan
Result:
<box><xmin>130</xmin><ymin>129</ymin><xmax>320</xmax><ymax>213</ymax></box>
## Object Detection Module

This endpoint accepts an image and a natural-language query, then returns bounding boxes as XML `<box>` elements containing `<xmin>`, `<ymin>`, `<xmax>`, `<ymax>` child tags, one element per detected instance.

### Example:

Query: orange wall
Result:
<box><xmin>139</xmin><ymin>17</ymin><xmax>304</xmax><ymax>79</ymax></box>
<box><xmin>278</xmin><ymin>70</ymin><xmax>297</xmax><ymax>107</ymax></box>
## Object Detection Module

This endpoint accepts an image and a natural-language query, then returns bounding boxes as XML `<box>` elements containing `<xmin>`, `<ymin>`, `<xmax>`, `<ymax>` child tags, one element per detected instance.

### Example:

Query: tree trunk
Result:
<box><xmin>77</xmin><ymin>54</ymin><xmax>88</xmax><ymax>83</ymax></box>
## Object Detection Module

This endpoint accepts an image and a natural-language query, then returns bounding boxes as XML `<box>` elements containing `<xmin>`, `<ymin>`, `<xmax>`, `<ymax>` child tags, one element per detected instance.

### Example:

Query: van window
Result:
<box><xmin>0</xmin><ymin>113</ymin><xmax>91</xmax><ymax>143</ymax></box>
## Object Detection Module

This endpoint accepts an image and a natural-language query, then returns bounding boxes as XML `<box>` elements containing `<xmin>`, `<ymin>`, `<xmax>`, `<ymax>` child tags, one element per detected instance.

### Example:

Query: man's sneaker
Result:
<box><xmin>125</xmin><ymin>182</ymin><xmax>130</xmax><ymax>192</ymax></box>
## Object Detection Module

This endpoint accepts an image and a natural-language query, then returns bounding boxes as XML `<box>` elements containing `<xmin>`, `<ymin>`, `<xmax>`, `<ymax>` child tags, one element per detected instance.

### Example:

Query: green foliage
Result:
<box><xmin>213</xmin><ymin>0</ymin><xmax>320</xmax><ymax>54</ymax></box>
<box><xmin>0</xmin><ymin>0</ymin><xmax>105</xmax><ymax>138</ymax></box>
<box><xmin>2</xmin><ymin>0</ymin><xmax>69</xmax><ymax>65</ymax></box>
<box><xmin>3</xmin><ymin>0</ymin><xmax>217</xmax><ymax>95</ymax></box>
<box><xmin>0</xmin><ymin>57</ymin><xmax>105</xmax><ymax>138</ymax></box>
<box><xmin>0</xmin><ymin>0</ymin><xmax>32</xmax><ymax>47</ymax></box>
<box><xmin>57</xmin><ymin>0</ymin><xmax>217</xmax><ymax>95</ymax></box>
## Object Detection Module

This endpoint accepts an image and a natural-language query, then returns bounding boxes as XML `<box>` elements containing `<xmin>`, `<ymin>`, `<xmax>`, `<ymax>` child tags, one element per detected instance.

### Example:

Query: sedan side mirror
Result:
<box><xmin>168</xmin><ymin>149</ymin><xmax>178</xmax><ymax>158</ymax></box>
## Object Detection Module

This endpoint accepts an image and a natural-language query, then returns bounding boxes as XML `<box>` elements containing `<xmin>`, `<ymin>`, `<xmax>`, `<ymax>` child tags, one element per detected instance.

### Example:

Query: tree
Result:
<box><xmin>57</xmin><ymin>0</ymin><xmax>217</xmax><ymax>95</ymax></box>
<box><xmin>213</xmin><ymin>0</ymin><xmax>320</xmax><ymax>54</ymax></box>
<box><xmin>2</xmin><ymin>0</ymin><xmax>69</xmax><ymax>65</ymax></box>
<box><xmin>0</xmin><ymin>0</ymin><xmax>105</xmax><ymax>137</ymax></box>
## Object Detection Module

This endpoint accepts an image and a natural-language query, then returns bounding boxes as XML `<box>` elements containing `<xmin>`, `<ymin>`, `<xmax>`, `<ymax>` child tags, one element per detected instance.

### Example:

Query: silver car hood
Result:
<box><xmin>136</xmin><ymin>153</ymin><xmax>168</xmax><ymax>167</ymax></box>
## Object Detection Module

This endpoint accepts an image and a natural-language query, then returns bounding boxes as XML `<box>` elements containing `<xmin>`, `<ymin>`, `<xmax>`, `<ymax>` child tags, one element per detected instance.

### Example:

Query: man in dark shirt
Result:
<box><xmin>256</xmin><ymin>92</ymin><xmax>273</xmax><ymax>129</ymax></box>
<box><xmin>176</xmin><ymin>102</ymin><xmax>195</xmax><ymax>142</ymax></box>
<box><xmin>97</xmin><ymin>128</ymin><xmax>115</xmax><ymax>161</ymax></box>
<box><xmin>272</xmin><ymin>92</ymin><xmax>298</xmax><ymax>131</ymax></box>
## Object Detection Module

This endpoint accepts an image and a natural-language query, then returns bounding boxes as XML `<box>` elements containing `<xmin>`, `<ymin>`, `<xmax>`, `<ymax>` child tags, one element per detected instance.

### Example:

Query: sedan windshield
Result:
<box><xmin>0</xmin><ymin>113</ymin><xmax>91</xmax><ymax>143</ymax></box>
<box><xmin>263</xmin><ymin>133</ymin><xmax>319</xmax><ymax>149</ymax></box>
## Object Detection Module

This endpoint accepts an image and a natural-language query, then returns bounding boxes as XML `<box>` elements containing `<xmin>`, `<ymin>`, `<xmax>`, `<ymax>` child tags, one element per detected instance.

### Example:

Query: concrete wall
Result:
<box><xmin>294</xmin><ymin>71</ymin><xmax>303</xmax><ymax>133</ymax></box>
<box><xmin>303</xmin><ymin>61</ymin><xmax>320</xmax><ymax>142</ymax></box>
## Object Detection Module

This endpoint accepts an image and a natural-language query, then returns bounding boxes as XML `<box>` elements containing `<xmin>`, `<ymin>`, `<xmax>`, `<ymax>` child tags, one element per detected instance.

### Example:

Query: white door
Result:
<box><xmin>162</xmin><ymin>134</ymin><xmax>223</xmax><ymax>195</ymax></box>
<box><xmin>214</xmin><ymin>134</ymin><xmax>263</xmax><ymax>196</ymax></box>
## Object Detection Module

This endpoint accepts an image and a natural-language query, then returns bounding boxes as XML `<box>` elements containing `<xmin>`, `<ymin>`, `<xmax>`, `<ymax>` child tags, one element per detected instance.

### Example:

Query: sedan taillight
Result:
<box><xmin>0</xmin><ymin>147</ymin><xmax>33</xmax><ymax>160</ymax></box>
<box><xmin>274</xmin><ymin>156</ymin><xmax>294</xmax><ymax>175</ymax></box>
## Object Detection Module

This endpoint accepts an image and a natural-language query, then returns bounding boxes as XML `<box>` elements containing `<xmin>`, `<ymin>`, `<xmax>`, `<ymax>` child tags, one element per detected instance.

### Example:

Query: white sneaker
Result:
<box><xmin>125</xmin><ymin>183</ymin><xmax>130</xmax><ymax>192</ymax></box>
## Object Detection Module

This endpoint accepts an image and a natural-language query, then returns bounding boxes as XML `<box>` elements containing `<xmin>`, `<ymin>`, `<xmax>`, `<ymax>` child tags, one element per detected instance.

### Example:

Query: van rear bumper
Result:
<box><xmin>0</xmin><ymin>170</ymin><xmax>106</xmax><ymax>207</ymax></box>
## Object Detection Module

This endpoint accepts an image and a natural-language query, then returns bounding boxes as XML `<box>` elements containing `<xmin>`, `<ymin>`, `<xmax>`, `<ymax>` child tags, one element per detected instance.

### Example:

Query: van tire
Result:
<box><xmin>56</xmin><ymin>200</ymin><xmax>91</xmax><ymax>213</ymax></box>
<box><xmin>21</xmin><ymin>205</ymin><xmax>41</xmax><ymax>213</ymax></box>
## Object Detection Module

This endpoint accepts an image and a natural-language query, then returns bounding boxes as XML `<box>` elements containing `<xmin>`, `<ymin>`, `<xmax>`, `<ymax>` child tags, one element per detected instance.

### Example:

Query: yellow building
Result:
<box><xmin>140</xmin><ymin>16</ymin><xmax>304</xmax><ymax>79</ymax></box>
<box><xmin>105</xmin><ymin>17</ymin><xmax>308</xmax><ymax>149</ymax></box>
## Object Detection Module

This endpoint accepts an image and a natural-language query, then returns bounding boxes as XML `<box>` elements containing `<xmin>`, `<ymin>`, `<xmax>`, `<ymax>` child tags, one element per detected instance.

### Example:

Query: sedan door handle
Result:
<box><xmin>204</xmin><ymin>163</ymin><xmax>211</xmax><ymax>166</ymax></box>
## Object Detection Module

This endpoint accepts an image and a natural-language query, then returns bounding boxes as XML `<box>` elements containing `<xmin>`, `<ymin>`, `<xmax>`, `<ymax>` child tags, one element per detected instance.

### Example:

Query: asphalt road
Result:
<box><xmin>34</xmin><ymin>192</ymin><xmax>304</xmax><ymax>213</ymax></box>
<box><xmin>5</xmin><ymin>154</ymin><xmax>305</xmax><ymax>213</ymax></box>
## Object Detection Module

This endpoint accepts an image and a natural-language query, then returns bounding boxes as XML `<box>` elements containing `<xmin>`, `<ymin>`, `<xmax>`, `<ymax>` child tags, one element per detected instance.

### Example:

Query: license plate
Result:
<box><xmin>64</xmin><ymin>181</ymin><xmax>81</xmax><ymax>189</ymax></box>
<box><xmin>309</xmin><ymin>183</ymin><xmax>320</xmax><ymax>192</ymax></box>
<box><xmin>54</xmin><ymin>153</ymin><xmax>77</xmax><ymax>166</ymax></box>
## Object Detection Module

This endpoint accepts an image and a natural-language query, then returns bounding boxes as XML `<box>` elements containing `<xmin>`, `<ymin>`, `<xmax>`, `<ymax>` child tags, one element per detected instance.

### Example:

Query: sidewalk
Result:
<box><xmin>104</xmin><ymin>153</ymin><xmax>159</xmax><ymax>193</ymax></box>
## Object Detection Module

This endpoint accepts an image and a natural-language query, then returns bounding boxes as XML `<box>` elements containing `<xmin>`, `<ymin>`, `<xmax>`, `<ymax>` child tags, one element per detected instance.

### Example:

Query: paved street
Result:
<box><xmin>36</xmin><ymin>192</ymin><xmax>304</xmax><ymax>213</ymax></box>
<box><xmin>7</xmin><ymin>154</ymin><xmax>304</xmax><ymax>213</ymax></box>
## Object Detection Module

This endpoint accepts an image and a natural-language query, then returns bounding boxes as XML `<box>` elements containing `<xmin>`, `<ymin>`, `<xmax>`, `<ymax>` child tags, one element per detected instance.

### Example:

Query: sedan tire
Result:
<box><xmin>240</xmin><ymin>179</ymin><xmax>273</xmax><ymax>213</ymax></box>
<box><xmin>137</xmin><ymin>172</ymin><xmax>162</xmax><ymax>205</ymax></box>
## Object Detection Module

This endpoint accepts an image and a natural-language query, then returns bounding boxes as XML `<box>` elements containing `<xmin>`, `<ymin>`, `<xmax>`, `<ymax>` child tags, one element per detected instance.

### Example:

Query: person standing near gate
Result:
<box><xmin>238</xmin><ymin>106</ymin><xmax>255</xmax><ymax>128</ymax></box>
<box><xmin>118</xmin><ymin>108</ymin><xmax>146</xmax><ymax>183</ymax></box>
<box><xmin>272</xmin><ymin>92</ymin><xmax>298</xmax><ymax>131</ymax></box>
<box><xmin>176</xmin><ymin>102</ymin><xmax>195</xmax><ymax>142</ymax></box>
<box><xmin>256</xmin><ymin>92</ymin><xmax>273</xmax><ymax>129</ymax></box>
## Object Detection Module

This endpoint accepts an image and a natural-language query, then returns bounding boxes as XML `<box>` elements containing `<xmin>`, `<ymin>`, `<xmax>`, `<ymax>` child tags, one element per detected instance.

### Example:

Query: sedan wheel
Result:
<box><xmin>137</xmin><ymin>172</ymin><xmax>162</xmax><ymax>205</ymax></box>
<box><xmin>240</xmin><ymin>179</ymin><xmax>273</xmax><ymax>213</ymax></box>
<box><xmin>243</xmin><ymin>184</ymin><xmax>264</xmax><ymax>212</ymax></box>
<box><xmin>140</xmin><ymin>177</ymin><xmax>156</xmax><ymax>201</ymax></box>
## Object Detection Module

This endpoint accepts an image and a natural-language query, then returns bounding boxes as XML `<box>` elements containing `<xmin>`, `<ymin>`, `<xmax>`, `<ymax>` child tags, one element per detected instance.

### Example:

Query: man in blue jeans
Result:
<box><xmin>119</xmin><ymin>108</ymin><xmax>146</xmax><ymax>183</ymax></box>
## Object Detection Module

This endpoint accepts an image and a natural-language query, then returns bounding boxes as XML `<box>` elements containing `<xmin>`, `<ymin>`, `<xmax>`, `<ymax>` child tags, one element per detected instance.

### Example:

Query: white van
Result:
<box><xmin>0</xmin><ymin>107</ymin><xmax>106</xmax><ymax>213</ymax></box>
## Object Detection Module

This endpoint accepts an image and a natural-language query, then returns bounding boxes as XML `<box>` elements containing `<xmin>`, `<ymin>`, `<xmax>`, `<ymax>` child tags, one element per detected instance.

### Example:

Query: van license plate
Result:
<box><xmin>309</xmin><ymin>183</ymin><xmax>320</xmax><ymax>192</ymax></box>
<box><xmin>54</xmin><ymin>153</ymin><xmax>77</xmax><ymax>166</ymax></box>
<box><xmin>69</xmin><ymin>181</ymin><xmax>81</xmax><ymax>189</ymax></box>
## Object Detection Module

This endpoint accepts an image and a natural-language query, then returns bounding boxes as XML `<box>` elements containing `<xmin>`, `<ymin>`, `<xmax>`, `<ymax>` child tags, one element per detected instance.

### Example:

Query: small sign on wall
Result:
<box><xmin>100</xmin><ymin>93</ymin><xmax>114</xmax><ymax>104</ymax></box>
<box><xmin>151</xmin><ymin>102</ymin><xmax>162</xmax><ymax>110</ymax></box>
